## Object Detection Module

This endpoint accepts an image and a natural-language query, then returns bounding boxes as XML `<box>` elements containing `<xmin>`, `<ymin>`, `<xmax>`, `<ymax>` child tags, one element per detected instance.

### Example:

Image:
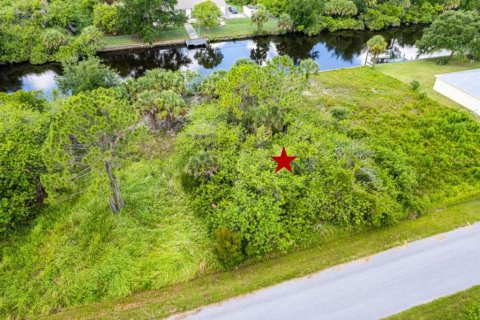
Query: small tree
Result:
<box><xmin>192</xmin><ymin>0</ymin><xmax>222</xmax><ymax>29</ymax></box>
<box><xmin>277</xmin><ymin>13</ymin><xmax>293</xmax><ymax>33</ymax></box>
<box><xmin>251</xmin><ymin>4</ymin><xmax>270</xmax><ymax>32</ymax></box>
<box><xmin>367</xmin><ymin>35</ymin><xmax>387</xmax><ymax>68</ymax></box>
<box><xmin>56</xmin><ymin>57</ymin><xmax>121</xmax><ymax>95</ymax></box>
<box><xmin>298</xmin><ymin>58</ymin><xmax>319</xmax><ymax>80</ymax></box>
<box><xmin>42</xmin><ymin>88</ymin><xmax>138</xmax><ymax>214</ymax></box>
<box><xmin>93</xmin><ymin>3</ymin><xmax>120</xmax><ymax>35</ymax></box>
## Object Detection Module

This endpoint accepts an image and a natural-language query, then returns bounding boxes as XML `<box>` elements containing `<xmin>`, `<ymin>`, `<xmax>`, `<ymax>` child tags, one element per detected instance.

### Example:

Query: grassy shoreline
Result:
<box><xmin>44</xmin><ymin>199</ymin><xmax>480</xmax><ymax>319</ymax></box>
<box><xmin>100</xmin><ymin>18</ymin><xmax>280</xmax><ymax>52</ymax></box>
<box><xmin>385</xmin><ymin>286</ymin><xmax>480</xmax><ymax>320</ymax></box>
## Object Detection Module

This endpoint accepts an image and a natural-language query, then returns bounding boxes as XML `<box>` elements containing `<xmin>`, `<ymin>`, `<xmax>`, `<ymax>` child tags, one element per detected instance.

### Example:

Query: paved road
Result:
<box><xmin>176</xmin><ymin>223</ymin><xmax>480</xmax><ymax>320</ymax></box>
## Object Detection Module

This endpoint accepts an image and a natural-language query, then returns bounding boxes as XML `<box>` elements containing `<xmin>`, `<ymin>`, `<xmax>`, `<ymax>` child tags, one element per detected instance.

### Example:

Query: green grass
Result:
<box><xmin>377</xmin><ymin>59</ymin><xmax>480</xmax><ymax>111</ymax></box>
<box><xmin>308</xmin><ymin>67</ymin><xmax>480</xmax><ymax>206</ymax></box>
<box><xmin>44</xmin><ymin>199</ymin><xmax>480</xmax><ymax>319</ymax></box>
<box><xmin>197</xmin><ymin>18</ymin><xmax>280</xmax><ymax>40</ymax></box>
<box><xmin>102</xmin><ymin>26</ymin><xmax>189</xmax><ymax>49</ymax></box>
<box><xmin>385</xmin><ymin>286</ymin><xmax>480</xmax><ymax>320</ymax></box>
<box><xmin>102</xmin><ymin>19</ymin><xmax>280</xmax><ymax>49</ymax></box>
<box><xmin>0</xmin><ymin>149</ymin><xmax>218</xmax><ymax>318</ymax></box>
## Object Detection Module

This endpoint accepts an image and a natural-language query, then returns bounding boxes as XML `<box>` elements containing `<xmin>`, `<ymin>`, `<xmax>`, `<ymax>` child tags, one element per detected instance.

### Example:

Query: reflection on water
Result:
<box><xmin>0</xmin><ymin>25</ymin><xmax>446</xmax><ymax>96</ymax></box>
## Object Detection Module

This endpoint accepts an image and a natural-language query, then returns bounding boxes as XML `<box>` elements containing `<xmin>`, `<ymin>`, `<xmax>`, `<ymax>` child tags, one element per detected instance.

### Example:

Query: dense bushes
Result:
<box><xmin>174</xmin><ymin>60</ymin><xmax>480</xmax><ymax>264</ymax></box>
<box><xmin>0</xmin><ymin>91</ymin><xmax>49</xmax><ymax>236</ymax></box>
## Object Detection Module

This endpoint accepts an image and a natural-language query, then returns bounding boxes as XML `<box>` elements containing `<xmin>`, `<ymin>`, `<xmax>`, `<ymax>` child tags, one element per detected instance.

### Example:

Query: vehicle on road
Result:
<box><xmin>228</xmin><ymin>6</ymin><xmax>239</xmax><ymax>14</ymax></box>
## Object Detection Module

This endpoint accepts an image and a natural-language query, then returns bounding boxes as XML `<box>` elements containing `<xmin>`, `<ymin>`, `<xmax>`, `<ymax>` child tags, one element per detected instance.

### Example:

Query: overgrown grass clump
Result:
<box><xmin>0</xmin><ymin>159</ymin><xmax>217</xmax><ymax>318</ymax></box>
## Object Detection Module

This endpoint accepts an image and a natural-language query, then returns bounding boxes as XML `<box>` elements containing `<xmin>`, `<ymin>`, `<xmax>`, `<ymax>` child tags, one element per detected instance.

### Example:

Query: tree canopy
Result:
<box><xmin>192</xmin><ymin>0</ymin><xmax>222</xmax><ymax>28</ymax></box>
<box><xmin>118</xmin><ymin>0</ymin><xmax>186</xmax><ymax>43</ymax></box>
<box><xmin>42</xmin><ymin>88</ymin><xmax>138</xmax><ymax>213</ymax></box>
<box><xmin>56</xmin><ymin>57</ymin><xmax>121</xmax><ymax>95</ymax></box>
<box><xmin>416</xmin><ymin>10</ymin><xmax>480</xmax><ymax>60</ymax></box>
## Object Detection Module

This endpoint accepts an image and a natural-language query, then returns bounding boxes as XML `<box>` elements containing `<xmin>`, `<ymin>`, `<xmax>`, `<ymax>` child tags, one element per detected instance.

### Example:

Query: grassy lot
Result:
<box><xmin>0</xmin><ymin>135</ymin><xmax>218</xmax><ymax>318</ymax></box>
<box><xmin>385</xmin><ymin>286</ymin><xmax>480</xmax><ymax>320</ymax></box>
<box><xmin>377</xmin><ymin>59</ymin><xmax>480</xmax><ymax>112</ymax></box>
<box><xmin>102</xmin><ymin>26</ymin><xmax>189</xmax><ymax>49</ymax></box>
<box><xmin>195</xmin><ymin>18</ymin><xmax>279</xmax><ymax>40</ymax></box>
<box><xmin>45</xmin><ymin>199</ymin><xmax>480</xmax><ymax>319</ymax></box>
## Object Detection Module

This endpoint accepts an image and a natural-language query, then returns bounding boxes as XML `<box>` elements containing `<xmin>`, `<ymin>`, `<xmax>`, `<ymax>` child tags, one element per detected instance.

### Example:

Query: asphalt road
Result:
<box><xmin>177</xmin><ymin>223</ymin><xmax>480</xmax><ymax>320</ymax></box>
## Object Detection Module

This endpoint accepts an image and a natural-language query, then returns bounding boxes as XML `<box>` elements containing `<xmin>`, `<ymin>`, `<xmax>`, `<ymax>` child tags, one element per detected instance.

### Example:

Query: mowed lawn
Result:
<box><xmin>195</xmin><ymin>18</ymin><xmax>280</xmax><ymax>39</ymax></box>
<box><xmin>377</xmin><ymin>59</ymin><xmax>480</xmax><ymax>112</ymax></box>
<box><xmin>385</xmin><ymin>286</ymin><xmax>480</xmax><ymax>320</ymax></box>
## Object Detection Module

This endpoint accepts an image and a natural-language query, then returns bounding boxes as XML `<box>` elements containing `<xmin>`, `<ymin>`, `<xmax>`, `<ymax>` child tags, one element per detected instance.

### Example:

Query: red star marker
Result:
<box><xmin>271</xmin><ymin>147</ymin><xmax>297</xmax><ymax>173</ymax></box>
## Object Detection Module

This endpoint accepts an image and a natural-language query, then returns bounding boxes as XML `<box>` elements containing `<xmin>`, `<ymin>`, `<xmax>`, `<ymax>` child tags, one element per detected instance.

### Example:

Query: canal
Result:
<box><xmin>0</xmin><ymin>25</ymin><xmax>446</xmax><ymax>97</ymax></box>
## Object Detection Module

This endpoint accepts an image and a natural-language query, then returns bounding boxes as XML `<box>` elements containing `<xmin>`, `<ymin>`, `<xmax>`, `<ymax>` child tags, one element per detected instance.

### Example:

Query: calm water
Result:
<box><xmin>0</xmin><ymin>26</ymin><xmax>446</xmax><ymax>97</ymax></box>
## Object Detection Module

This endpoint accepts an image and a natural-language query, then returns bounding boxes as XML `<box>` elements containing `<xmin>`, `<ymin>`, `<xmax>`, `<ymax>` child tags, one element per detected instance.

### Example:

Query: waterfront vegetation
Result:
<box><xmin>1</xmin><ymin>0</ymin><xmax>479</xmax><ymax>64</ymax></box>
<box><xmin>1</xmin><ymin>56</ymin><xmax>480</xmax><ymax>318</ymax></box>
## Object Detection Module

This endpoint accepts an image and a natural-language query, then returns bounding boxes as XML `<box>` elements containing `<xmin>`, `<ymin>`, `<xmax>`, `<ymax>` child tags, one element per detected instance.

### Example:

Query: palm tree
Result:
<box><xmin>156</xmin><ymin>90</ymin><xmax>187</xmax><ymax>129</ymax></box>
<box><xmin>367</xmin><ymin>35</ymin><xmax>387</xmax><ymax>68</ymax></box>
<box><xmin>134</xmin><ymin>90</ymin><xmax>162</xmax><ymax>131</ymax></box>
<box><xmin>298</xmin><ymin>58</ymin><xmax>319</xmax><ymax>80</ymax></box>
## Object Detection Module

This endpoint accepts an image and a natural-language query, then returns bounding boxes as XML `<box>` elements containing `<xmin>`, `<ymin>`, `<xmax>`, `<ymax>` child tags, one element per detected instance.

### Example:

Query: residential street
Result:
<box><xmin>177</xmin><ymin>223</ymin><xmax>480</xmax><ymax>320</ymax></box>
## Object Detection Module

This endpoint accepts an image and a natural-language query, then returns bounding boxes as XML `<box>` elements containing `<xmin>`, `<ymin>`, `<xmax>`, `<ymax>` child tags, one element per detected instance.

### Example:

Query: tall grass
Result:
<box><xmin>0</xmin><ymin>159</ymin><xmax>218</xmax><ymax>318</ymax></box>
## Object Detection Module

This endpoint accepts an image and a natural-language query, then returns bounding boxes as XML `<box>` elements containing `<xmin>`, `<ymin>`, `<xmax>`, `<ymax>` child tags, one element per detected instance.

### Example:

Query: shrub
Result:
<box><xmin>0</xmin><ymin>92</ymin><xmax>49</xmax><ymax>236</ymax></box>
<box><xmin>410</xmin><ymin>80</ymin><xmax>420</xmax><ymax>91</ymax></box>
<box><xmin>214</xmin><ymin>226</ymin><xmax>244</xmax><ymax>267</ymax></box>
<box><xmin>467</xmin><ymin>304</ymin><xmax>480</xmax><ymax>320</ymax></box>
<box><xmin>330</xmin><ymin>106</ymin><xmax>350</xmax><ymax>119</ymax></box>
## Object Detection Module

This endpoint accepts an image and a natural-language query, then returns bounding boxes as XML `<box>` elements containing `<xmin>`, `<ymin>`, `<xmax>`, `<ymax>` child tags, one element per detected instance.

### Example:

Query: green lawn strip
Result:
<box><xmin>385</xmin><ymin>285</ymin><xmax>480</xmax><ymax>320</ymax></box>
<box><xmin>377</xmin><ymin>59</ymin><xmax>480</xmax><ymax>111</ymax></box>
<box><xmin>44</xmin><ymin>199</ymin><xmax>480</xmax><ymax>320</ymax></box>
<box><xmin>101</xmin><ymin>19</ymin><xmax>279</xmax><ymax>50</ymax></box>
<box><xmin>102</xmin><ymin>27</ymin><xmax>189</xmax><ymax>49</ymax></box>
<box><xmin>195</xmin><ymin>18</ymin><xmax>279</xmax><ymax>40</ymax></box>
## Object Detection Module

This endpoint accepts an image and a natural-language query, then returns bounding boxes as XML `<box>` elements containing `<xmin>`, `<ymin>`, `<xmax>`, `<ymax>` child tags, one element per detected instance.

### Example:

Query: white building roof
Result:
<box><xmin>175</xmin><ymin>0</ymin><xmax>227</xmax><ymax>10</ymax></box>
<box><xmin>435</xmin><ymin>69</ymin><xmax>480</xmax><ymax>100</ymax></box>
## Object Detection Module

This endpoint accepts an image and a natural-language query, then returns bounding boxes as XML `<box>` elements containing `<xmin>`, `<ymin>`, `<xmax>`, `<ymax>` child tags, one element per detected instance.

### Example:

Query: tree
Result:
<box><xmin>416</xmin><ymin>11</ymin><xmax>480</xmax><ymax>61</ymax></box>
<box><xmin>93</xmin><ymin>3</ymin><xmax>120</xmax><ymax>34</ymax></box>
<box><xmin>367</xmin><ymin>35</ymin><xmax>387</xmax><ymax>67</ymax></box>
<box><xmin>192</xmin><ymin>0</ymin><xmax>222</xmax><ymax>29</ymax></box>
<box><xmin>56</xmin><ymin>57</ymin><xmax>121</xmax><ymax>95</ymax></box>
<box><xmin>277</xmin><ymin>13</ymin><xmax>294</xmax><ymax>33</ymax></box>
<box><xmin>54</xmin><ymin>26</ymin><xmax>104</xmax><ymax>61</ymax></box>
<box><xmin>118</xmin><ymin>0</ymin><xmax>186</xmax><ymax>43</ymax></box>
<box><xmin>0</xmin><ymin>91</ymin><xmax>49</xmax><ymax>235</ymax></box>
<box><xmin>324</xmin><ymin>0</ymin><xmax>358</xmax><ymax>16</ymax></box>
<box><xmin>251</xmin><ymin>4</ymin><xmax>270</xmax><ymax>32</ymax></box>
<box><xmin>258</xmin><ymin>0</ymin><xmax>288</xmax><ymax>16</ymax></box>
<box><xmin>42</xmin><ymin>88</ymin><xmax>138</xmax><ymax>214</ymax></box>
<box><xmin>298</xmin><ymin>58</ymin><xmax>319</xmax><ymax>79</ymax></box>
<box><xmin>287</xmin><ymin>0</ymin><xmax>323</xmax><ymax>31</ymax></box>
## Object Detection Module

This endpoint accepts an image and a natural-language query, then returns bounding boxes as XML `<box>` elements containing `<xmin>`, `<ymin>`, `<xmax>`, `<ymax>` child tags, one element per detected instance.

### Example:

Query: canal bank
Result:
<box><xmin>0</xmin><ymin>25</ymin><xmax>444</xmax><ymax>97</ymax></box>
